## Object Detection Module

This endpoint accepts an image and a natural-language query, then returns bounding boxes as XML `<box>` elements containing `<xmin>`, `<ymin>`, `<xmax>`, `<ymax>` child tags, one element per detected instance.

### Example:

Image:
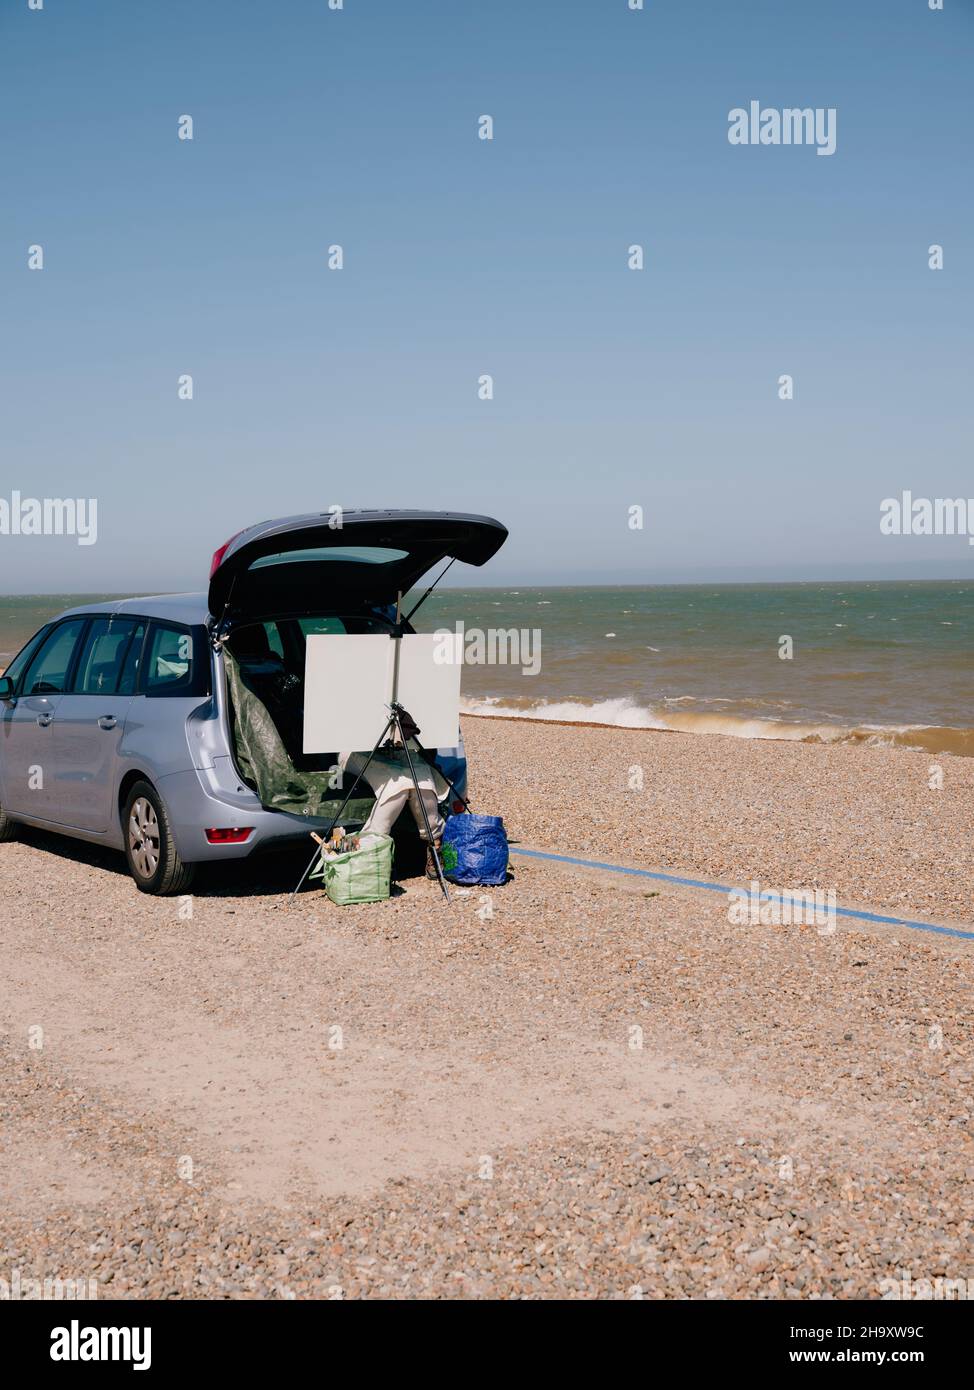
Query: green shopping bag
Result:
<box><xmin>309</xmin><ymin>833</ymin><xmax>394</xmax><ymax>905</ymax></box>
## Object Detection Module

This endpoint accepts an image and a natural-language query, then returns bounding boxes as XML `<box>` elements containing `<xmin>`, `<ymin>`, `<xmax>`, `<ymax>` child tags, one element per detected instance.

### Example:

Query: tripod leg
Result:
<box><xmin>288</xmin><ymin>713</ymin><xmax>396</xmax><ymax>904</ymax></box>
<box><xmin>289</xmin><ymin>840</ymin><xmax>328</xmax><ymax>904</ymax></box>
<box><xmin>396</xmin><ymin>714</ymin><xmax>450</xmax><ymax>903</ymax></box>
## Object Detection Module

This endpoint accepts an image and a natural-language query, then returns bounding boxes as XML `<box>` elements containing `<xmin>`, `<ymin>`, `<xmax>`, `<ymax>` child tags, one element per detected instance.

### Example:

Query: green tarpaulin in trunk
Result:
<box><xmin>224</xmin><ymin>649</ymin><xmax>374</xmax><ymax>822</ymax></box>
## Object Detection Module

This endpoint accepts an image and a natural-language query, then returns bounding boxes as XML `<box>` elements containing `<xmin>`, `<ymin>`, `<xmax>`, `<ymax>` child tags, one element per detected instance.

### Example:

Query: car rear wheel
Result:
<box><xmin>123</xmin><ymin>780</ymin><xmax>196</xmax><ymax>895</ymax></box>
<box><xmin>0</xmin><ymin>801</ymin><xmax>19</xmax><ymax>842</ymax></box>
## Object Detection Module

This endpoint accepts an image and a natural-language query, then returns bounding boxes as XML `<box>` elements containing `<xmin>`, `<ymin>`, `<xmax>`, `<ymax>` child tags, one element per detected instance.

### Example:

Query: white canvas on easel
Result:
<box><xmin>395</xmin><ymin>633</ymin><xmax>462</xmax><ymax>748</ymax></box>
<box><xmin>303</xmin><ymin>633</ymin><xmax>462</xmax><ymax>754</ymax></box>
<box><xmin>302</xmin><ymin>635</ymin><xmax>390</xmax><ymax>753</ymax></box>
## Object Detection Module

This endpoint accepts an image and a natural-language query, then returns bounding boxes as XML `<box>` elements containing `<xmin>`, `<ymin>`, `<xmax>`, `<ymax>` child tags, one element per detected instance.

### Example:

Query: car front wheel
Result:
<box><xmin>123</xmin><ymin>780</ymin><xmax>196</xmax><ymax>896</ymax></box>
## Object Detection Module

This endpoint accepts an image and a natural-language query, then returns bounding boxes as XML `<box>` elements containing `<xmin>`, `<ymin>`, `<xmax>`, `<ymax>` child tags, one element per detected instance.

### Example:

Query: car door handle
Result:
<box><xmin>98</xmin><ymin>715</ymin><xmax>118</xmax><ymax>731</ymax></box>
<box><xmin>36</xmin><ymin>712</ymin><xmax>53</xmax><ymax>728</ymax></box>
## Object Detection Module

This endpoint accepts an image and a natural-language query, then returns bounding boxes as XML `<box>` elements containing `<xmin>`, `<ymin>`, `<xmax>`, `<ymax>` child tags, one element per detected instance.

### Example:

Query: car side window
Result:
<box><xmin>2</xmin><ymin>626</ymin><xmax>50</xmax><ymax>692</ymax></box>
<box><xmin>143</xmin><ymin>622</ymin><xmax>207</xmax><ymax>697</ymax></box>
<box><xmin>263</xmin><ymin>621</ymin><xmax>285</xmax><ymax>658</ymax></box>
<box><xmin>298</xmin><ymin>617</ymin><xmax>347</xmax><ymax>637</ymax></box>
<box><xmin>71</xmin><ymin>618</ymin><xmax>139</xmax><ymax>694</ymax></box>
<box><xmin>21</xmin><ymin>619</ymin><xmax>89</xmax><ymax>695</ymax></box>
<box><xmin>116</xmin><ymin>622</ymin><xmax>146</xmax><ymax>695</ymax></box>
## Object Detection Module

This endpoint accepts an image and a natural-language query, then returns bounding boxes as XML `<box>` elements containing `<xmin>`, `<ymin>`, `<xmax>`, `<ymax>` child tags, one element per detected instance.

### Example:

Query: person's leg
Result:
<box><xmin>403</xmin><ymin>771</ymin><xmax>445</xmax><ymax>879</ymax></box>
<box><xmin>362</xmin><ymin>780</ymin><xmax>411</xmax><ymax>836</ymax></box>
<box><xmin>408</xmin><ymin>785</ymin><xmax>445</xmax><ymax>842</ymax></box>
<box><xmin>343</xmin><ymin>753</ymin><xmax>413</xmax><ymax>837</ymax></box>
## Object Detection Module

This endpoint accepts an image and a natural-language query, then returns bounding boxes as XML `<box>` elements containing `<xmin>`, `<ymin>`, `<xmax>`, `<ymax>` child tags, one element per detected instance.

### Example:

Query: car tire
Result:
<box><xmin>0</xmin><ymin>801</ymin><xmax>19</xmax><ymax>843</ymax></box>
<box><xmin>122</xmin><ymin>780</ymin><xmax>196</xmax><ymax>896</ymax></box>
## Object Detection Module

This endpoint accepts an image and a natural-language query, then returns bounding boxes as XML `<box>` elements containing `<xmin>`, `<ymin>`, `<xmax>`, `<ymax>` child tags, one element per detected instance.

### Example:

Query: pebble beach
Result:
<box><xmin>1</xmin><ymin>716</ymin><xmax>972</xmax><ymax>1299</ymax></box>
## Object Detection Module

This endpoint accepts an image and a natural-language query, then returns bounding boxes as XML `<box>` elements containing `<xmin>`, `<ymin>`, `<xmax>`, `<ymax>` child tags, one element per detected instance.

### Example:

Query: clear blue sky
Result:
<box><xmin>1</xmin><ymin>0</ymin><xmax>971</xmax><ymax>591</ymax></box>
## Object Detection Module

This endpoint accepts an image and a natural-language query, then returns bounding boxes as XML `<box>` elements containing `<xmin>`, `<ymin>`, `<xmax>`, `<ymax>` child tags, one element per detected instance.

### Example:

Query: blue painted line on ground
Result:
<box><xmin>510</xmin><ymin>847</ymin><xmax>974</xmax><ymax>942</ymax></box>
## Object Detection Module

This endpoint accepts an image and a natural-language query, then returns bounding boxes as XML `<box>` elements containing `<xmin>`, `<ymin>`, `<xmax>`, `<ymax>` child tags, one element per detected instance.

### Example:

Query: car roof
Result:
<box><xmin>54</xmin><ymin>593</ymin><xmax>211</xmax><ymax>625</ymax></box>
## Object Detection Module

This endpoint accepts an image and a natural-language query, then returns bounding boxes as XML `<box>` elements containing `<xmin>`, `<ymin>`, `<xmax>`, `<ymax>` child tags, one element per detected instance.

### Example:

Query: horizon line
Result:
<box><xmin>2</xmin><ymin>574</ymin><xmax>972</xmax><ymax>600</ymax></box>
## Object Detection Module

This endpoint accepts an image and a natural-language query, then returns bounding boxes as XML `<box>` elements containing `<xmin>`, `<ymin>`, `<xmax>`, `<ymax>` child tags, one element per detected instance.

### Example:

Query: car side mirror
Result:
<box><xmin>0</xmin><ymin>676</ymin><xmax>14</xmax><ymax>701</ymax></box>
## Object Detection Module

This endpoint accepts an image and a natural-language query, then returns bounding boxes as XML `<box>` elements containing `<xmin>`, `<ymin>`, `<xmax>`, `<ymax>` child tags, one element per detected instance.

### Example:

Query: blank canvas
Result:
<box><xmin>396</xmin><ymin>633</ymin><xmax>462</xmax><ymax>748</ymax></box>
<box><xmin>303</xmin><ymin>635</ymin><xmax>390</xmax><ymax>754</ymax></box>
<box><xmin>303</xmin><ymin>633</ymin><xmax>462</xmax><ymax>753</ymax></box>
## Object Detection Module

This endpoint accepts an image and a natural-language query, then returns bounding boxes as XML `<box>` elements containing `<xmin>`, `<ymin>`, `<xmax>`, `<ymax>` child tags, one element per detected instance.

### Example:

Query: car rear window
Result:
<box><xmin>263</xmin><ymin>621</ymin><xmax>285</xmax><ymax>658</ymax></box>
<box><xmin>250</xmin><ymin>546</ymin><xmax>408</xmax><ymax>569</ymax></box>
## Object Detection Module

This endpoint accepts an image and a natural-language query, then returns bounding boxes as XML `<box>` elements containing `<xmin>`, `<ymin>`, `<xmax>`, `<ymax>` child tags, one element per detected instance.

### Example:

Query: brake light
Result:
<box><xmin>205</xmin><ymin>827</ymin><xmax>254</xmax><ymax>844</ymax></box>
<box><xmin>209</xmin><ymin>530</ymin><xmax>244</xmax><ymax>579</ymax></box>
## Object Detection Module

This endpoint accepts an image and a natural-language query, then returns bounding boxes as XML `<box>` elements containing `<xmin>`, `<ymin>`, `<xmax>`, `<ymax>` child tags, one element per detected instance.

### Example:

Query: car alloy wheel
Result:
<box><xmin>128</xmin><ymin>795</ymin><xmax>160</xmax><ymax>880</ymax></box>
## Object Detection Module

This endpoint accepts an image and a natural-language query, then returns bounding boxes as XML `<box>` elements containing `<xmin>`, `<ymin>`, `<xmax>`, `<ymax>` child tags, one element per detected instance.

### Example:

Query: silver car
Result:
<box><xmin>0</xmin><ymin>510</ymin><xmax>507</xmax><ymax>893</ymax></box>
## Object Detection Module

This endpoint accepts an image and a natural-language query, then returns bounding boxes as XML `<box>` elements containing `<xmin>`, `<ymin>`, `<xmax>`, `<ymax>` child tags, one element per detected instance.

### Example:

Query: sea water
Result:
<box><xmin>2</xmin><ymin>582</ymin><xmax>971</xmax><ymax>756</ymax></box>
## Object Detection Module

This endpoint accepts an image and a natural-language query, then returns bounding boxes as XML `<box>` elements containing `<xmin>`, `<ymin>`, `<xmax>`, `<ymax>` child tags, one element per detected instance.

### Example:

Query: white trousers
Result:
<box><xmin>340</xmin><ymin>748</ymin><xmax>446</xmax><ymax>842</ymax></box>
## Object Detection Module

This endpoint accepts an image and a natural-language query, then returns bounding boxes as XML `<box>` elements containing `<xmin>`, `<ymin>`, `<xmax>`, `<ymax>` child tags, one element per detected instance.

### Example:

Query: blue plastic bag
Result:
<box><xmin>441</xmin><ymin>813</ymin><xmax>509</xmax><ymax>886</ymax></box>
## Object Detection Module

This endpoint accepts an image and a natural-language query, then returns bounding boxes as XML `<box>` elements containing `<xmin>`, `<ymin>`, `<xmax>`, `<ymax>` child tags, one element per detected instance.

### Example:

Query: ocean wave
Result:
<box><xmin>461</xmin><ymin>694</ymin><xmax>668</xmax><ymax>729</ymax></box>
<box><xmin>459</xmin><ymin>696</ymin><xmax>974</xmax><ymax>757</ymax></box>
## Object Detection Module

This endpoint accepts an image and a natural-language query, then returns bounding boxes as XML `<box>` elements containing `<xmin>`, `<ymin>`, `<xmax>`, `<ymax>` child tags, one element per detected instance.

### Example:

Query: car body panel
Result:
<box><xmin>119</xmin><ymin>690</ymin><xmax>216</xmax><ymax>779</ymax></box>
<box><xmin>0</xmin><ymin>693</ymin><xmax>61</xmax><ymax>818</ymax></box>
<box><xmin>52</xmin><ymin>692</ymin><xmax>134</xmax><ymax>832</ymax></box>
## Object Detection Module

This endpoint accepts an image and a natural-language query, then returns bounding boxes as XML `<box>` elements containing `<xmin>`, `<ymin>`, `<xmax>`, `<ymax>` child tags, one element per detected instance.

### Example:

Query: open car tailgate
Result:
<box><xmin>208</xmin><ymin>510</ymin><xmax>508</xmax><ymax>622</ymax></box>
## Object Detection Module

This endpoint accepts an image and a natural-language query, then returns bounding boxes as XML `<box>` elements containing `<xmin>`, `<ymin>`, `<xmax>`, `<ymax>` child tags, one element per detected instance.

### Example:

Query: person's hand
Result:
<box><xmin>397</xmin><ymin>708</ymin><xmax>421</xmax><ymax>741</ymax></box>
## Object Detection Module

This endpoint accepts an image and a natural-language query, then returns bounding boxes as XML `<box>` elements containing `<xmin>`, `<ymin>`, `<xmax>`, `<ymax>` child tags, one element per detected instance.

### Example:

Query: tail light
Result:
<box><xmin>209</xmin><ymin>531</ymin><xmax>244</xmax><ymax>579</ymax></box>
<box><xmin>205</xmin><ymin>827</ymin><xmax>253</xmax><ymax>844</ymax></box>
<box><xmin>452</xmin><ymin>799</ymin><xmax>466</xmax><ymax>814</ymax></box>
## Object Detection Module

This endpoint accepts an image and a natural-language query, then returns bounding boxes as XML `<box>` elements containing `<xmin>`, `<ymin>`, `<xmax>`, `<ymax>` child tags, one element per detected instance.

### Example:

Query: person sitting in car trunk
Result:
<box><xmin>339</xmin><ymin>707</ymin><xmax>449</xmax><ymax>878</ymax></box>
